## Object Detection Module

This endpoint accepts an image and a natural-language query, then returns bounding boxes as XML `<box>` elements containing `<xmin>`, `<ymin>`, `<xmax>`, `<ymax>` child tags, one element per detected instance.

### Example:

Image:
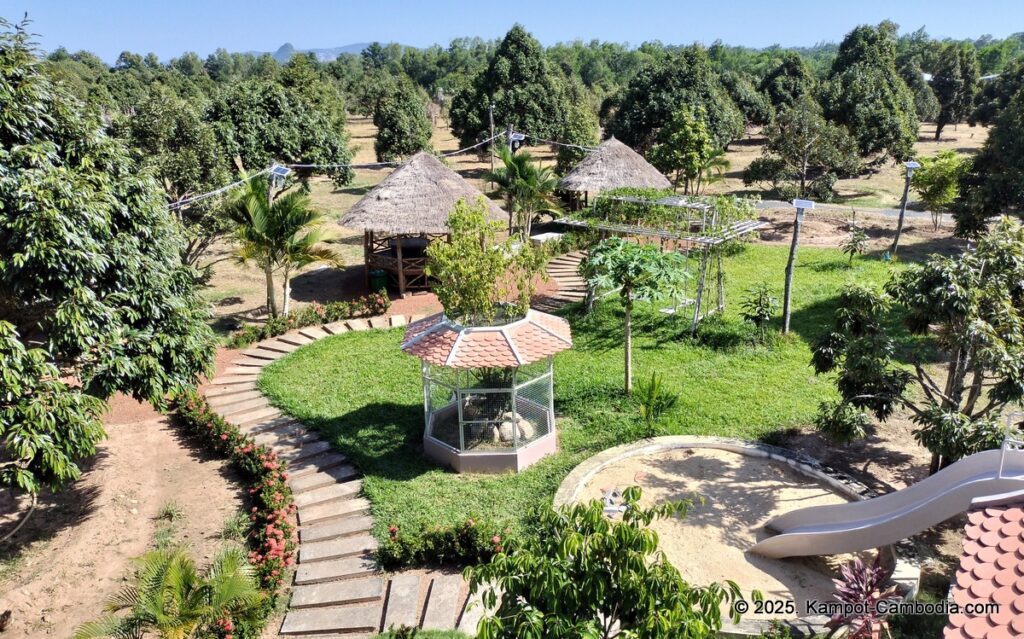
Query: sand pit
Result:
<box><xmin>579</xmin><ymin>447</ymin><xmax>868</xmax><ymax>619</ymax></box>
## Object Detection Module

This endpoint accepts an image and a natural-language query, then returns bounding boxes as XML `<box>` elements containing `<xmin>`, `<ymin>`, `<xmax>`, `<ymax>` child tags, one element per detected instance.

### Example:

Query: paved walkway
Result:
<box><xmin>201</xmin><ymin>259</ymin><xmax>585</xmax><ymax>637</ymax></box>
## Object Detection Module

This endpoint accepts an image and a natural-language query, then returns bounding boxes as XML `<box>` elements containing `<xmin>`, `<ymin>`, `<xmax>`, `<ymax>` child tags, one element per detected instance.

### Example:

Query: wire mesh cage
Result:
<box><xmin>423</xmin><ymin>357</ymin><xmax>555</xmax><ymax>453</ymax></box>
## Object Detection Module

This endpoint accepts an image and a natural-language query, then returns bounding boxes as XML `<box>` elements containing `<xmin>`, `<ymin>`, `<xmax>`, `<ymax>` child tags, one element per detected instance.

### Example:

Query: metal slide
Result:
<box><xmin>750</xmin><ymin>442</ymin><xmax>1024</xmax><ymax>559</ymax></box>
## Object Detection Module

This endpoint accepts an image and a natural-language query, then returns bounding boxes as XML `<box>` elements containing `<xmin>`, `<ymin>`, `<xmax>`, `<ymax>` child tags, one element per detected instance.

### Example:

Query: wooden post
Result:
<box><xmin>890</xmin><ymin>162</ymin><xmax>918</xmax><ymax>257</ymax></box>
<box><xmin>395</xmin><ymin>234</ymin><xmax>406</xmax><ymax>298</ymax></box>
<box><xmin>783</xmin><ymin>200</ymin><xmax>813</xmax><ymax>334</ymax></box>
<box><xmin>488</xmin><ymin>104</ymin><xmax>495</xmax><ymax>175</ymax></box>
<box><xmin>364</xmin><ymin>230</ymin><xmax>371</xmax><ymax>291</ymax></box>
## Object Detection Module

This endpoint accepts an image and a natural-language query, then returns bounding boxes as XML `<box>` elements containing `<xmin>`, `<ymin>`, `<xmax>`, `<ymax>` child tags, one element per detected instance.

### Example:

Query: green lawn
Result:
<box><xmin>259</xmin><ymin>244</ymin><xmax>916</xmax><ymax>553</ymax></box>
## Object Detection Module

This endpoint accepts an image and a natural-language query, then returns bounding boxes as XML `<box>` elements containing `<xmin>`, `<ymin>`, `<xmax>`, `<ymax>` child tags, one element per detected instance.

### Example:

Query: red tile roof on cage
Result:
<box><xmin>401</xmin><ymin>309</ymin><xmax>572</xmax><ymax>369</ymax></box>
<box><xmin>944</xmin><ymin>504</ymin><xmax>1024</xmax><ymax>639</ymax></box>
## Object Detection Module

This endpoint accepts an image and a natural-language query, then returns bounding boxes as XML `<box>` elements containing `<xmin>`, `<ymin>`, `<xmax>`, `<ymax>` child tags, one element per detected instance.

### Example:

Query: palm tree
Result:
<box><xmin>227</xmin><ymin>176</ymin><xmax>342</xmax><ymax>317</ymax></box>
<box><xmin>695</xmin><ymin>149</ymin><xmax>730</xmax><ymax>195</ymax></box>
<box><xmin>74</xmin><ymin>547</ymin><xmax>263</xmax><ymax>639</ymax></box>
<box><xmin>485</xmin><ymin>147</ymin><xmax>562</xmax><ymax>238</ymax></box>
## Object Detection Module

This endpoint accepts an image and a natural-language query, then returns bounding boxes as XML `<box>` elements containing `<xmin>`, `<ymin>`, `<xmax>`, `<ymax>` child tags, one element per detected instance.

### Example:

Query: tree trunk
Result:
<box><xmin>264</xmin><ymin>264</ymin><xmax>278</xmax><ymax>317</ymax></box>
<box><xmin>935</xmin><ymin>121</ymin><xmax>944</xmax><ymax>141</ymax></box>
<box><xmin>282</xmin><ymin>265</ymin><xmax>292</xmax><ymax>316</ymax></box>
<box><xmin>929</xmin><ymin>453</ymin><xmax>941</xmax><ymax>476</ymax></box>
<box><xmin>624</xmin><ymin>296</ymin><xmax>633</xmax><ymax>394</ymax></box>
<box><xmin>782</xmin><ymin>208</ymin><xmax>804</xmax><ymax>334</ymax></box>
<box><xmin>585</xmin><ymin>283</ymin><xmax>596</xmax><ymax>314</ymax></box>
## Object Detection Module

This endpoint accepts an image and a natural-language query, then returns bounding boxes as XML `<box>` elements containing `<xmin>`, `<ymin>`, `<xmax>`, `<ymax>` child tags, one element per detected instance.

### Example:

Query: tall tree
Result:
<box><xmin>0</xmin><ymin>20</ymin><xmax>215</xmax><ymax>498</ymax></box>
<box><xmin>970</xmin><ymin>58</ymin><xmax>1024</xmax><ymax>126</ymax></box>
<box><xmin>448</xmin><ymin>25</ymin><xmax>571</xmax><ymax>148</ymax></box>
<box><xmin>648</xmin><ymin>106</ymin><xmax>716</xmax><ymax>194</ymax></box>
<box><xmin>811</xmin><ymin>219</ymin><xmax>1024</xmax><ymax>474</ymax></box>
<box><xmin>373</xmin><ymin>76</ymin><xmax>433</xmax><ymax>162</ymax></box>
<box><xmin>758</xmin><ymin>51</ymin><xmax>815</xmax><ymax>111</ymax></box>
<box><xmin>608</xmin><ymin>45</ymin><xmax>743</xmax><ymax>152</ymax></box>
<box><xmin>820</xmin><ymin>23</ymin><xmax>918</xmax><ymax>160</ymax></box>
<box><xmin>554</xmin><ymin>79</ymin><xmax>600</xmax><ymax>173</ymax></box>
<box><xmin>933</xmin><ymin>44</ymin><xmax>980</xmax><ymax>140</ymax></box>
<box><xmin>720</xmin><ymin>70</ymin><xmax>773</xmax><ymax>128</ymax></box>
<box><xmin>899</xmin><ymin>57</ymin><xmax>940</xmax><ymax>122</ymax></box>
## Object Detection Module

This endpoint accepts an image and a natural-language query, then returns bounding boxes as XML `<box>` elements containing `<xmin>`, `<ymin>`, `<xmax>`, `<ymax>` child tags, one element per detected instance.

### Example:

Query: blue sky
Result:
<box><xmin>3</xmin><ymin>0</ymin><xmax>1023</xmax><ymax>62</ymax></box>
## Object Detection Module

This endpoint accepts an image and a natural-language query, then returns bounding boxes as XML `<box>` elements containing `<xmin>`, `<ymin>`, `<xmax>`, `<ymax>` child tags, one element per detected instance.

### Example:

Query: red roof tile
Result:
<box><xmin>400</xmin><ymin>309</ymin><xmax>572</xmax><ymax>369</ymax></box>
<box><xmin>945</xmin><ymin>504</ymin><xmax>1024</xmax><ymax>639</ymax></box>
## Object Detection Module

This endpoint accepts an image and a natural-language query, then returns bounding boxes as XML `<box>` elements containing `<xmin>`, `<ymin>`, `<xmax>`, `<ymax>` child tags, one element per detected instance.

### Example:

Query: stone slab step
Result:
<box><xmin>289</xmin><ymin>464</ymin><xmax>359</xmax><ymax>494</ymax></box>
<box><xmin>278</xmin><ymin>333</ymin><xmax>315</xmax><ymax>347</ymax></box>
<box><xmin>323</xmin><ymin>321</ymin><xmax>350</xmax><ymax>335</ymax></box>
<box><xmin>233</xmin><ymin>356</ymin><xmax>275</xmax><ymax>368</ymax></box>
<box><xmin>253</xmin><ymin>426</ymin><xmax>316</xmax><ymax>449</ymax></box>
<box><xmin>240</xmin><ymin>347</ymin><xmax>282</xmax><ymax>361</ymax></box>
<box><xmin>294</xmin><ymin>480</ymin><xmax>362</xmax><ymax>508</ymax></box>
<box><xmin>345</xmin><ymin>319</ymin><xmax>369</xmax><ymax>331</ymax></box>
<box><xmin>279</xmin><ymin>601</ymin><xmax>382</xmax><ymax>634</ymax></box>
<box><xmin>300</xmin><ymin>515</ymin><xmax>374</xmax><ymax>544</ymax></box>
<box><xmin>298</xmin><ymin>326</ymin><xmax>331</xmax><ymax>341</ymax></box>
<box><xmin>229</xmin><ymin>406</ymin><xmax>282</xmax><ymax>427</ymax></box>
<box><xmin>290</xmin><ymin>576</ymin><xmax>385</xmax><ymax>609</ymax></box>
<box><xmin>257</xmin><ymin>339</ymin><xmax>302</xmax><ymax>354</ymax></box>
<box><xmin>221</xmin><ymin>366</ymin><xmax>264</xmax><ymax>377</ymax></box>
<box><xmin>383</xmin><ymin>574</ymin><xmax>421</xmax><ymax>630</ymax></box>
<box><xmin>458</xmin><ymin>588</ymin><xmax>487</xmax><ymax>634</ymax></box>
<box><xmin>367</xmin><ymin>316</ymin><xmax>389</xmax><ymax>329</ymax></box>
<box><xmin>389</xmin><ymin>315</ymin><xmax>408</xmax><ymax>327</ymax></box>
<box><xmin>294</xmin><ymin>555</ymin><xmax>378</xmax><ymax>586</ymax></box>
<box><xmin>217</xmin><ymin>397</ymin><xmax>271</xmax><ymax>417</ymax></box>
<box><xmin>299</xmin><ymin>533</ymin><xmax>377</xmax><ymax>563</ymax></box>
<box><xmin>408</xmin><ymin>314</ymin><xmax>427</xmax><ymax>323</ymax></box>
<box><xmin>288</xmin><ymin>452</ymin><xmax>349</xmax><ymax>479</ymax></box>
<box><xmin>206</xmin><ymin>389</ymin><xmax>264</xmax><ymax>409</ymax></box>
<box><xmin>209</xmin><ymin>375</ymin><xmax>259</xmax><ymax>386</ymax></box>
<box><xmin>421</xmin><ymin>575</ymin><xmax>464</xmax><ymax>630</ymax></box>
<box><xmin>203</xmin><ymin>381</ymin><xmax>258</xmax><ymax>398</ymax></box>
<box><xmin>241</xmin><ymin>415</ymin><xmax>300</xmax><ymax>436</ymax></box>
<box><xmin>298</xmin><ymin>497</ymin><xmax>371</xmax><ymax>526</ymax></box>
<box><xmin>278</xmin><ymin>440</ymin><xmax>333</xmax><ymax>463</ymax></box>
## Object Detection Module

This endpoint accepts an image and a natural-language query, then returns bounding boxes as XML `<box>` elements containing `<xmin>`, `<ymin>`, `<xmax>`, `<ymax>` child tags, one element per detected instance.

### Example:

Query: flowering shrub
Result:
<box><xmin>176</xmin><ymin>390</ymin><xmax>296</xmax><ymax>593</ymax></box>
<box><xmin>227</xmin><ymin>293</ymin><xmax>392</xmax><ymax>349</ymax></box>
<box><xmin>377</xmin><ymin>517</ymin><xmax>505</xmax><ymax>569</ymax></box>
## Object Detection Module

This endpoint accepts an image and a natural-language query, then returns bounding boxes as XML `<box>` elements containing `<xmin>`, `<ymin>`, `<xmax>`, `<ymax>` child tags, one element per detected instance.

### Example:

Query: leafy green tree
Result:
<box><xmin>970</xmin><ymin>58</ymin><xmax>1024</xmax><ymax>125</ymax></box>
<box><xmin>899</xmin><ymin>57</ymin><xmax>940</xmax><ymax>122</ymax></box>
<box><xmin>581</xmin><ymin>238</ymin><xmax>688</xmax><ymax>393</ymax></box>
<box><xmin>609</xmin><ymin>45</ymin><xmax>743</xmax><ymax>152</ymax></box>
<box><xmin>648</xmin><ymin>106</ymin><xmax>716</xmax><ymax>194</ymax></box>
<box><xmin>374</xmin><ymin>76</ymin><xmax>433</xmax><ymax>162</ymax></box>
<box><xmin>820</xmin><ymin>23</ymin><xmax>918</xmax><ymax>160</ymax></box>
<box><xmin>743</xmin><ymin>95</ymin><xmax>860</xmax><ymax>200</ymax></box>
<box><xmin>911</xmin><ymin>150</ymin><xmax>969</xmax><ymax>230</ymax></box>
<box><xmin>720</xmin><ymin>70</ymin><xmax>773</xmax><ymax>127</ymax></box>
<box><xmin>956</xmin><ymin>91</ymin><xmax>1024</xmax><ymax>234</ymax></box>
<box><xmin>811</xmin><ymin>219</ymin><xmax>1024</xmax><ymax>474</ymax></box>
<box><xmin>0</xmin><ymin>19</ymin><xmax>215</xmax><ymax>499</ymax></box>
<box><xmin>740</xmin><ymin>282</ymin><xmax>779</xmax><ymax>341</ymax></box>
<box><xmin>485</xmin><ymin>147</ymin><xmax>562</xmax><ymax>238</ymax></box>
<box><xmin>209</xmin><ymin>78</ymin><xmax>353</xmax><ymax>185</ymax></box>
<box><xmin>227</xmin><ymin>177</ymin><xmax>342</xmax><ymax>317</ymax></box>
<box><xmin>448</xmin><ymin>25</ymin><xmax>571</xmax><ymax>148</ymax></box>
<box><xmin>115</xmin><ymin>85</ymin><xmax>231</xmax><ymax>268</ymax></box>
<box><xmin>425</xmin><ymin>198</ymin><xmax>546</xmax><ymax>323</ymax></box>
<box><xmin>841</xmin><ymin>226</ymin><xmax>869</xmax><ymax>264</ymax></box>
<box><xmin>758</xmin><ymin>52</ymin><xmax>815</xmax><ymax>111</ymax></box>
<box><xmin>554</xmin><ymin>80</ymin><xmax>600</xmax><ymax>173</ymax></box>
<box><xmin>932</xmin><ymin>44</ymin><xmax>980</xmax><ymax>140</ymax></box>
<box><xmin>466</xmin><ymin>487</ymin><xmax>742</xmax><ymax>639</ymax></box>
<box><xmin>75</xmin><ymin>546</ymin><xmax>262</xmax><ymax>639</ymax></box>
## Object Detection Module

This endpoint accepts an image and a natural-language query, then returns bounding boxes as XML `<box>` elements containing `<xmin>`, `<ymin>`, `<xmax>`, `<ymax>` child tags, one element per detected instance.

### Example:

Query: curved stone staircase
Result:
<box><xmin>201</xmin><ymin>259</ymin><xmax>585</xmax><ymax>637</ymax></box>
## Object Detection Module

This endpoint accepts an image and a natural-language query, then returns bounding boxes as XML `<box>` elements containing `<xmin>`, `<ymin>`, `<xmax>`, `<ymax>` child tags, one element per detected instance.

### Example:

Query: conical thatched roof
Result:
<box><xmin>558</xmin><ymin>137</ymin><xmax>671</xmax><ymax>194</ymax></box>
<box><xmin>340</xmin><ymin>152</ymin><xmax>506</xmax><ymax>235</ymax></box>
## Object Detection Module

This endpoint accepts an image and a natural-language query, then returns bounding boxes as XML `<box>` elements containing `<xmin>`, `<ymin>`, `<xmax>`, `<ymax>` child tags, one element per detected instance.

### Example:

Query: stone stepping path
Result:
<box><xmin>200</xmin><ymin>267</ymin><xmax>578</xmax><ymax>636</ymax></box>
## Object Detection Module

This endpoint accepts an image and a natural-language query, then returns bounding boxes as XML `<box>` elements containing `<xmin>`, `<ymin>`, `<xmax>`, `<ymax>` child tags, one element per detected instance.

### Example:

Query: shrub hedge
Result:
<box><xmin>227</xmin><ymin>293</ymin><xmax>391</xmax><ymax>349</ymax></box>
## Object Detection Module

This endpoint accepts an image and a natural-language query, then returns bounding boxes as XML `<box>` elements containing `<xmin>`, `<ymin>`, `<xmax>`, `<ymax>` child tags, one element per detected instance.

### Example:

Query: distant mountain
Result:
<box><xmin>243</xmin><ymin>42</ymin><xmax>378</xmax><ymax>63</ymax></box>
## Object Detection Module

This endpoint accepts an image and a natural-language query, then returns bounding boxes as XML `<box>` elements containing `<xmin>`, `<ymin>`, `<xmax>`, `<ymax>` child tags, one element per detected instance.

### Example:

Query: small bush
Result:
<box><xmin>814</xmin><ymin>400</ymin><xmax>871</xmax><ymax>444</ymax></box>
<box><xmin>227</xmin><ymin>293</ymin><xmax>391</xmax><ymax>349</ymax></box>
<box><xmin>377</xmin><ymin>517</ymin><xmax>504</xmax><ymax>569</ymax></box>
<box><xmin>740</xmin><ymin>282</ymin><xmax>779</xmax><ymax>341</ymax></box>
<box><xmin>841</xmin><ymin>226</ymin><xmax>869</xmax><ymax>265</ymax></box>
<box><xmin>634</xmin><ymin>372</ymin><xmax>679</xmax><ymax>437</ymax></box>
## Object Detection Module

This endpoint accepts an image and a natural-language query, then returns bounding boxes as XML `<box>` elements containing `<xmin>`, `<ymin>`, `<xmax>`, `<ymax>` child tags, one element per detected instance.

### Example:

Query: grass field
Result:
<box><xmin>258</xmin><ymin>244</ymin><xmax>926</xmax><ymax>550</ymax></box>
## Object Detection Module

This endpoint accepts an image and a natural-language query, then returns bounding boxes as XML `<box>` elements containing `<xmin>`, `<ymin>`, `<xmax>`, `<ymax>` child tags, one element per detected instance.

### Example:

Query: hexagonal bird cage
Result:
<box><xmin>401</xmin><ymin>309</ymin><xmax>572</xmax><ymax>473</ymax></box>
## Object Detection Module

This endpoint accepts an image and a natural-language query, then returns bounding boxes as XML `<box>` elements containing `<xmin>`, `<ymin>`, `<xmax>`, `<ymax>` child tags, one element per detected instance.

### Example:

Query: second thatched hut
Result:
<box><xmin>340</xmin><ymin>152</ymin><xmax>506</xmax><ymax>297</ymax></box>
<box><xmin>558</xmin><ymin>137</ymin><xmax>671</xmax><ymax>209</ymax></box>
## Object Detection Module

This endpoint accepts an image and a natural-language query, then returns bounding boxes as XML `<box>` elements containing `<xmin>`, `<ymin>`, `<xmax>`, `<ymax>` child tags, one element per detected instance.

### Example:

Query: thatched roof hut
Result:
<box><xmin>558</xmin><ymin>137</ymin><xmax>671</xmax><ymax>197</ymax></box>
<box><xmin>341</xmin><ymin>151</ymin><xmax>505</xmax><ymax>234</ymax></box>
<box><xmin>341</xmin><ymin>152</ymin><xmax>506</xmax><ymax>297</ymax></box>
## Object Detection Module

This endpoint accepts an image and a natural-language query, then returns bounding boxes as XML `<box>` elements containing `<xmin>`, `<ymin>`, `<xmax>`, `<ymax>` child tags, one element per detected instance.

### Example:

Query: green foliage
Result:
<box><xmin>971</xmin><ymin>58</ymin><xmax>1024</xmax><ymax>126</ymax></box>
<box><xmin>898</xmin><ymin>57</ymin><xmax>940</xmax><ymax>122</ymax></box>
<box><xmin>378</xmin><ymin>517</ymin><xmax>503</xmax><ymax>569</ymax></box>
<box><xmin>932</xmin><ymin>44</ymin><xmax>980</xmax><ymax>139</ymax></box>
<box><xmin>485</xmin><ymin>147</ymin><xmax>562</xmax><ymax>237</ymax></box>
<box><xmin>814</xmin><ymin>400</ymin><xmax>872</xmax><ymax>444</ymax></box>
<box><xmin>609</xmin><ymin>45</ymin><xmax>743</xmax><ymax>151</ymax></box>
<box><xmin>648</xmin><ymin>106</ymin><xmax>716</xmax><ymax>194</ymax></box>
<box><xmin>911</xmin><ymin>150</ymin><xmax>968</xmax><ymax>230</ymax></box>
<box><xmin>841</xmin><ymin>225</ymin><xmax>870</xmax><ymax>264</ymax></box>
<box><xmin>758</xmin><ymin>51</ymin><xmax>816</xmax><ymax>111</ymax></box>
<box><xmin>426</xmin><ymin>198</ymin><xmax>546</xmax><ymax>322</ymax></box>
<box><xmin>720</xmin><ymin>71</ymin><xmax>773</xmax><ymax>127</ymax></box>
<box><xmin>466</xmin><ymin>487</ymin><xmax>742</xmax><ymax>639</ymax></box>
<box><xmin>373</xmin><ymin>76</ymin><xmax>433</xmax><ymax>162</ymax></box>
<box><xmin>634</xmin><ymin>372</ymin><xmax>679</xmax><ymax>436</ymax></box>
<box><xmin>820</xmin><ymin>24</ymin><xmax>918</xmax><ymax>161</ymax></box>
<box><xmin>554</xmin><ymin>80</ymin><xmax>600</xmax><ymax>173</ymax></box>
<box><xmin>743</xmin><ymin>95</ymin><xmax>859</xmax><ymax>199</ymax></box>
<box><xmin>740</xmin><ymin>282</ymin><xmax>779</xmax><ymax>341</ymax></box>
<box><xmin>226</xmin><ymin>294</ymin><xmax>391</xmax><ymax>348</ymax></box>
<box><xmin>0</xmin><ymin>19</ymin><xmax>215</xmax><ymax>496</ymax></box>
<box><xmin>74</xmin><ymin>546</ymin><xmax>264</xmax><ymax>639</ymax></box>
<box><xmin>448</xmin><ymin>25</ymin><xmax>571</xmax><ymax>148</ymax></box>
<box><xmin>957</xmin><ymin>91</ymin><xmax>1024</xmax><ymax>232</ymax></box>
